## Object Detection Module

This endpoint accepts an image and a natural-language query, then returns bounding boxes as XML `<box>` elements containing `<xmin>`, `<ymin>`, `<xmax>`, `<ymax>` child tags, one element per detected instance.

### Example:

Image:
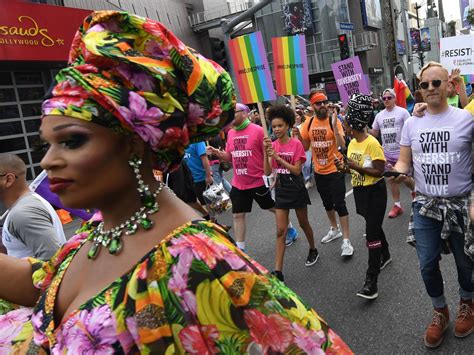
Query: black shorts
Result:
<box><xmin>314</xmin><ymin>171</ymin><xmax>348</xmax><ymax>217</ymax></box>
<box><xmin>230</xmin><ymin>185</ymin><xmax>275</xmax><ymax>213</ymax></box>
<box><xmin>193</xmin><ymin>180</ymin><xmax>206</xmax><ymax>205</ymax></box>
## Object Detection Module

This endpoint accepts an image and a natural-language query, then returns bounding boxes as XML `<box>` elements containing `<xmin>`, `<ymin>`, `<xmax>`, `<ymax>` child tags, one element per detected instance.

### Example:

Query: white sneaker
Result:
<box><xmin>341</xmin><ymin>239</ymin><xmax>354</xmax><ymax>256</ymax></box>
<box><xmin>321</xmin><ymin>226</ymin><xmax>343</xmax><ymax>244</ymax></box>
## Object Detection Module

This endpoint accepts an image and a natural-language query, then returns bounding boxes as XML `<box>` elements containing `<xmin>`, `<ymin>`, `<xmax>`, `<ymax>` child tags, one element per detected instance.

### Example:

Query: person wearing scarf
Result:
<box><xmin>0</xmin><ymin>11</ymin><xmax>351</xmax><ymax>354</ymax></box>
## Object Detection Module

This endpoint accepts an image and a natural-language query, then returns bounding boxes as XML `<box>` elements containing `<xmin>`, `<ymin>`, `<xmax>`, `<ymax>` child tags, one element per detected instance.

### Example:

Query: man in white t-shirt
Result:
<box><xmin>370</xmin><ymin>88</ymin><xmax>410</xmax><ymax>218</ymax></box>
<box><xmin>0</xmin><ymin>154</ymin><xmax>66</xmax><ymax>260</ymax></box>
<box><xmin>392</xmin><ymin>62</ymin><xmax>473</xmax><ymax>348</ymax></box>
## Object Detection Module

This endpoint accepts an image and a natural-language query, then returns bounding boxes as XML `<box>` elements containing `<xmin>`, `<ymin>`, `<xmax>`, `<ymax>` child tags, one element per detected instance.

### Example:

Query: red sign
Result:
<box><xmin>0</xmin><ymin>0</ymin><xmax>92</xmax><ymax>61</ymax></box>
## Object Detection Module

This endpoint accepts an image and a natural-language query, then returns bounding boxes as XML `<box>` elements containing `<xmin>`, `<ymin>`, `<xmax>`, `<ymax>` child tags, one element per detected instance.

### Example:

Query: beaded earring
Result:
<box><xmin>87</xmin><ymin>156</ymin><xmax>163</xmax><ymax>259</ymax></box>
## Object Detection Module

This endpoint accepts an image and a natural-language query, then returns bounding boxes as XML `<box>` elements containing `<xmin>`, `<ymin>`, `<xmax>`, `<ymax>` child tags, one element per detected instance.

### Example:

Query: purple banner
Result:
<box><xmin>331</xmin><ymin>56</ymin><xmax>370</xmax><ymax>104</ymax></box>
<box><xmin>410</xmin><ymin>28</ymin><xmax>421</xmax><ymax>52</ymax></box>
<box><xmin>30</xmin><ymin>171</ymin><xmax>93</xmax><ymax>221</ymax></box>
<box><xmin>460</xmin><ymin>0</ymin><xmax>472</xmax><ymax>29</ymax></box>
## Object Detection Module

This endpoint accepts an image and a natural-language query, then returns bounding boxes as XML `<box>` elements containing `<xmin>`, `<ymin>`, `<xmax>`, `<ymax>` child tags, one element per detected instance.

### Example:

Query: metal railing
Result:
<box><xmin>188</xmin><ymin>2</ymin><xmax>251</xmax><ymax>27</ymax></box>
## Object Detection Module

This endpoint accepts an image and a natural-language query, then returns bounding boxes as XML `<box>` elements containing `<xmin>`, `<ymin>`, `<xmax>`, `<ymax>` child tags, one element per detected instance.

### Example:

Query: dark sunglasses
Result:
<box><xmin>382</xmin><ymin>96</ymin><xmax>393</xmax><ymax>101</ymax></box>
<box><xmin>314</xmin><ymin>100</ymin><xmax>328</xmax><ymax>106</ymax></box>
<box><xmin>419</xmin><ymin>80</ymin><xmax>447</xmax><ymax>90</ymax></box>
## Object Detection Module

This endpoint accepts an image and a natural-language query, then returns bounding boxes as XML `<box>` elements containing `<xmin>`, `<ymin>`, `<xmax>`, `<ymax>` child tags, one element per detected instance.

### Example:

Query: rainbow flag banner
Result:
<box><xmin>228</xmin><ymin>32</ymin><xmax>276</xmax><ymax>104</ymax></box>
<box><xmin>394</xmin><ymin>77</ymin><xmax>415</xmax><ymax>113</ymax></box>
<box><xmin>272</xmin><ymin>35</ymin><xmax>310</xmax><ymax>96</ymax></box>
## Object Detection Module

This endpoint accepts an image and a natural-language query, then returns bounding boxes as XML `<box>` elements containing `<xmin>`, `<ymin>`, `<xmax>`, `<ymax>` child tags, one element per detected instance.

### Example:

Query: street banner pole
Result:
<box><xmin>290</xmin><ymin>95</ymin><xmax>296</xmax><ymax>111</ymax></box>
<box><xmin>257</xmin><ymin>102</ymin><xmax>268</xmax><ymax>137</ymax></box>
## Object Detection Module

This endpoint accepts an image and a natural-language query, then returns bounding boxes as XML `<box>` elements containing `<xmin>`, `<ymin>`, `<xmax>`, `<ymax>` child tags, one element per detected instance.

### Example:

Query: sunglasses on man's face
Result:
<box><xmin>382</xmin><ymin>96</ymin><xmax>393</xmax><ymax>101</ymax></box>
<box><xmin>314</xmin><ymin>100</ymin><xmax>328</xmax><ymax>106</ymax></box>
<box><xmin>419</xmin><ymin>79</ymin><xmax>447</xmax><ymax>90</ymax></box>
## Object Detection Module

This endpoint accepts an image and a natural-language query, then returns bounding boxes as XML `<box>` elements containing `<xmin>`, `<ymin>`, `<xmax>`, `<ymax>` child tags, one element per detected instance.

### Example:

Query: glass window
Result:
<box><xmin>0</xmin><ymin>137</ymin><xmax>26</xmax><ymax>153</ymax></box>
<box><xmin>27</xmin><ymin>135</ymin><xmax>42</xmax><ymax>148</ymax></box>
<box><xmin>24</xmin><ymin>119</ymin><xmax>41</xmax><ymax>133</ymax></box>
<box><xmin>26</xmin><ymin>168</ymin><xmax>33</xmax><ymax>182</ymax></box>
<box><xmin>0</xmin><ymin>121</ymin><xmax>23</xmax><ymax>136</ymax></box>
<box><xmin>0</xmin><ymin>72</ymin><xmax>12</xmax><ymax>85</ymax></box>
<box><xmin>0</xmin><ymin>89</ymin><xmax>16</xmax><ymax>103</ymax></box>
<box><xmin>16</xmin><ymin>152</ymin><xmax>29</xmax><ymax>165</ymax></box>
<box><xmin>14</xmin><ymin>72</ymin><xmax>43</xmax><ymax>85</ymax></box>
<box><xmin>31</xmin><ymin>149</ymin><xmax>45</xmax><ymax>164</ymax></box>
<box><xmin>0</xmin><ymin>105</ymin><xmax>20</xmax><ymax>120</ymax></box>
<box><xmin>33</xmin><ymin>165</ymin><xmax>43</xmax><ymax>176</ymax></box>
<box><xmin>17</xmin><ymin>87</ymin><xmax>45</xmax><ymax>101</ymax></box>
<box><xmin>21</xmin><ymin>103</ymin><xmax>42</xmax><ymax>117</ymax></box>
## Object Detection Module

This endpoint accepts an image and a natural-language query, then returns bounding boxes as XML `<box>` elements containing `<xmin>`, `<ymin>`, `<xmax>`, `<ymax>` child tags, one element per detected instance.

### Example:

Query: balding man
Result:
<box><xmin>393</xmin><ymin>62</ymin><xmax>473</xmax><ymax>348</ymax></box>
<box><xmin>0</xmin><ymin>154</ymin><xmax>66</xmax><ymax>260</ymax></box>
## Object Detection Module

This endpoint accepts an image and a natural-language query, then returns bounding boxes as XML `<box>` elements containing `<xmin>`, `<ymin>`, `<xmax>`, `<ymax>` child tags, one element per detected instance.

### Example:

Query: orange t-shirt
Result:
<box><xmin>300</xmin><ymin>116</ymin><xmax>344</xmax><ymax>175</ymax></box>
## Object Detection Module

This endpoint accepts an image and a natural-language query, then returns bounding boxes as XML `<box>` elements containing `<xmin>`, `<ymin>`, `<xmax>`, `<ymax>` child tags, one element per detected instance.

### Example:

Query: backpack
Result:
<box><xmin>306</xmin><ymin>115</ymin><xmax>333</xmax><ymax>133</ymax></box>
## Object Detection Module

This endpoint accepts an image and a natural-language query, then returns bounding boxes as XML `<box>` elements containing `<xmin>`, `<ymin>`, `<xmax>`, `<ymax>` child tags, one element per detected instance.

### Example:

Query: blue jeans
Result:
<box><xmin>211</xmin><ymin>164</ymin><xmax>232</xmax><ymax>193</ymax></box>
<box><xmin>413</xmin><ymin>202</ymin><xmax>474</xmax><ymax>308</ymax></box>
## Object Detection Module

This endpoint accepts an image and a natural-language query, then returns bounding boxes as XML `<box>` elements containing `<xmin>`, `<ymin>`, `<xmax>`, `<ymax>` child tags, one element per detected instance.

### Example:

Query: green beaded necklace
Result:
<box><xmin>87</xmin><ymin>156</ymin><xmax>165</xmax><ymax>259</ymax></box>
<box><xmin>87</xmin><ymin>183</ymin><xmax>163</xmax><ymax>259</ymax></box>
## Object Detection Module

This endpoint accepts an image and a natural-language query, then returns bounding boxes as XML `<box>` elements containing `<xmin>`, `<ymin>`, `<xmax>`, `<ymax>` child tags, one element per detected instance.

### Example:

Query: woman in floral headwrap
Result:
<box><xmin>0</xmin><ymin>11</ymin><xmax>351</xmax><ymax>354</ymax></box>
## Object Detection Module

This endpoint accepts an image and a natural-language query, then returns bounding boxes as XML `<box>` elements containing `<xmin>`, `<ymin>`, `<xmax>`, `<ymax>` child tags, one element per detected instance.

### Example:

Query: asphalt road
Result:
<box><xmin>64</xmin><ymin>175</ymin><xmax>474</xmax><ymax>354</ymax></box>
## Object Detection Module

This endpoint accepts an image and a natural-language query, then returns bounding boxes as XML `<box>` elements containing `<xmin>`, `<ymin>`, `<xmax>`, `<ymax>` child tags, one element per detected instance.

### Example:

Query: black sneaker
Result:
<box><xmin>305</xmin><ymin>248</ymin><xmax>320</xmax><ymax>267</ymax></box>
<box><xmin>380</xmin><ymin>254</ymin><xmax>392</xmax><ymax>270</ymax></box>
<box><xmin>271</xmin><ymin>270</ymin><xmax>284</xmax><ymax>282</ymax></box>
<box><xmin>356</xmin><ymin>274</ymin><xmax>378</xmax><ymax>300</ymax></box>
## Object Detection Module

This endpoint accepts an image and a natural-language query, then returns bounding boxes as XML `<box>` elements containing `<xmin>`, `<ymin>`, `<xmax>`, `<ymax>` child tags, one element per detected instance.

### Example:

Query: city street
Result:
<box><xmin>65</xmin><ymin>175</ymin><xmax>473</xmax><ymax>354</ymax></box>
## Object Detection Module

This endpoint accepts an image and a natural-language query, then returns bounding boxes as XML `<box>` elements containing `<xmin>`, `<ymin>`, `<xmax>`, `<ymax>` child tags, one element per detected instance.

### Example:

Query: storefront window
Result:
<box><xmin>0</xmin><ymin>137</ymin><xmax>26</xmax><ymax>153</ymax></box>
<box><xmin>14</xmin><ymin>72</ymin><xmax>44</xmax><ymax>85</ymax></box>
<box><xmin>24</xmin><ymin>119</ymin><xmax>42</xmax><ymax>133</ymax></box>
<box><xmin>0</xmin><ymin>89</ymin><xmax>16</xmax><ymax>103</ymax></box>
<box><xmin>0</xmin><ymin>72</ymin><xmax>13</xmax><ymax>85</ymax></box>
<box><xmin>0</xmin><ymin>105</ymin><xmax>20</xmax><ymax>120</ymax></box>
<box><xmin>17</xmin><ymin>87</ymin><xmax>45</xmax><ymax>101</ymax></box>
<box><xmin>16</xmin><ymin>152</ymin><xmax>29</xmax><ymax>165</ymax></box>
<box><xmin>0</xmin><ymin>122</ymin><xmax>23</xmax><ymax>136</ymax></box>
<box><xmin>0</xmin><ymin>69</ymin><xmax>52</xmax><ymax>180</ymax></box>
<box><xmin>21</xmin><ymin>103</ymin><xmax>42</xmax><ymax>118</ymax></box>
<box><xmin>30</xmin><ymin>150</ymin><xmax>46</xmax><ymax>164</ymax></box>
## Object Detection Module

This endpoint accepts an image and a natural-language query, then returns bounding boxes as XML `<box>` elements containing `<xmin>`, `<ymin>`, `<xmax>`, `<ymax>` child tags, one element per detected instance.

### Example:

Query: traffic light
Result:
<box><xmin>210</xmin><ymin>38</ymin><xmax>228</xmax><ymax>70</ymax></box>
<box><xmin>338</xmin><ymin>34</ymin><xmax>350</xmax><ymax>60</ymax></box>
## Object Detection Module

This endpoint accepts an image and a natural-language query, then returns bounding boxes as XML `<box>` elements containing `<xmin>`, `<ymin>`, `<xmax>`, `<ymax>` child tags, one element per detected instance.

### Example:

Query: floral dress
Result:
<box><xmin>0</xmin><ymin>221</ymin><xmax>352</xmax><ymax>354</ymax></box>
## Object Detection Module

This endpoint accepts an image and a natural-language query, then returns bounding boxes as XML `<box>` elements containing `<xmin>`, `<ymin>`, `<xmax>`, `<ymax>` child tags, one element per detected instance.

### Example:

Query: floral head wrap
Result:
<box><xmin>345</xmin><ymin>93</ymin><xmax>374</xmax><ymax>131</ymax></box>
<box><xmin>42</xmin><ymin>11</ymin><xmax>235</xmax><ymax>172</ymax></box>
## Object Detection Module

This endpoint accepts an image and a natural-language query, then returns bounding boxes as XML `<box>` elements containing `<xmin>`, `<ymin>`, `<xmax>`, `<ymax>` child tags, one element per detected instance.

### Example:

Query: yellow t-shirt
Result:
<box><xmin>347</xmin><ymin>135</ymin><xmax>385</xmax><ymax>187</ymax></box>
<box><xmin>465</xmin><ymin>99</ymin><xmax>474</xmax><ymax>115</ymax></box>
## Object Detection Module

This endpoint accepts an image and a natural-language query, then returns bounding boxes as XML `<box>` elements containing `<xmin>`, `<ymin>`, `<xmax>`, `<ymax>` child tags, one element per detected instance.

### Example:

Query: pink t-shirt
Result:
<box><xmin>271</xmin><ymin>138</ymin><xmax>307</xmax><ymax>174</ymax></box>
<box><xmin>226</xmin><ymin>123</ymin><xmax>265</xmax><ymax>190</ymax></box>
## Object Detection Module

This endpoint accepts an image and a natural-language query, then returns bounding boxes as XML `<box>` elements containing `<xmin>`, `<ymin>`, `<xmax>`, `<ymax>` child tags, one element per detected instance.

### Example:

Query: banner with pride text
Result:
<box><xmin>331</xmin><ymin>56</ymin><xmax>370</xmax><ymax>104</ymax></box>
<box><xmin>271</xmin><ymin>35</ymin><xmax>310</xmax><ymax>96</ymax></box>
<box><xmin>228</xmin><ymin>32</ymin><xmax>276</xmax><ymax>104</ymax></box>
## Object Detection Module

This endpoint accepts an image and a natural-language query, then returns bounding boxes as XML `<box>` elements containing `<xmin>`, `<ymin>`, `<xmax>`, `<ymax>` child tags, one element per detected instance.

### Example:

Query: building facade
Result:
<box><xmin>0</xmin><ymin>0</ymin><xmax>205</xmax><ymax>181</ymax></box>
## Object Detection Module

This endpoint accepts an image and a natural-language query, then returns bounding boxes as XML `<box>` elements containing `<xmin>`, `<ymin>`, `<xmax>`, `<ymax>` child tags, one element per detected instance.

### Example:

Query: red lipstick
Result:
<box><xmin>49</xmin><ymin>177</ymin><xmax>73</xmax><ymax>193</ymax></box>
